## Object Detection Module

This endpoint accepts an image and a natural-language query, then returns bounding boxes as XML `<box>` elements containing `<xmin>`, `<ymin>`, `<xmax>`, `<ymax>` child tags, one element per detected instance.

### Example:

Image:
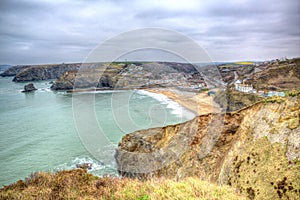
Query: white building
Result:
<box><xmin>234</xmin><ymin>80</ymin><xmax>255</xmax><ymax>93</ymax></box>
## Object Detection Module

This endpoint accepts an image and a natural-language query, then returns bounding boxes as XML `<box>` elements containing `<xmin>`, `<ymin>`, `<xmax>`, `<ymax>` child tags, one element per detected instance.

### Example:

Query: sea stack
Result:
<box><xmin>22</xmin><ymin>83</ymin><xmax>37</xmax><ymax>92</ymax></box>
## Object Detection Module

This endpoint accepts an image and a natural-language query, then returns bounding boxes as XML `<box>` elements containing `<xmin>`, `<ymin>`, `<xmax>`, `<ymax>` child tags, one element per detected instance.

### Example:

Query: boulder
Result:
<box><xmin>76</xmin><ymin>163</ymin><xmax>92</xmax><ymax>170</ymax></box>
<box><xmin>22</xmin><ymin>83</ymin><xmax>37</xmax><ymax>92</ymax></box>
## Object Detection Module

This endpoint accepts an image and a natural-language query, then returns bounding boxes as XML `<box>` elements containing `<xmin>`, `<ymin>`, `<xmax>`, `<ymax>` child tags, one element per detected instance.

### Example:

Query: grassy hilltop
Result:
<box><xmin>0</xmin><ymin>169</ymin><xmax>245</xmax><ymax>200</ymax></box>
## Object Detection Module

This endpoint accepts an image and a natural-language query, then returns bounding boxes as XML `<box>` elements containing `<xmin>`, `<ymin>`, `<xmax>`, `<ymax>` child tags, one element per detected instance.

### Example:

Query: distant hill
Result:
<box><xmin>252</xmin><ymin>58</ymin><xmax>300</xmax><ymax>91</ymax></box>
<box><xmin>0</xmin><ymin>63</ymin><xmax>81</xmax><ymax>80</ymax></box>
<box><xmin>0</xmin><ymin>65</ymin><xmax>11</xmax><ymax>73</ymax></box>
<box><xmin>0</xmin><ymin>65</ymin><xmax>33</xmax><ymax>77</ymax></box>
<box><xmin>51</xmin><ymin>62</ymin><xmax>205</xmax><ymax>91</ymax></box>
<box><xmin>218</xmin><ymin>57</ymin><xmax>300</xmax><ymax>91</ymax></box>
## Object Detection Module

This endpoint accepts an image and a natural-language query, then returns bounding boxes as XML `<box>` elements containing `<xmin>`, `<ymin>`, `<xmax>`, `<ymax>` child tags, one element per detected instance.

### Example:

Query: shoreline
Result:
<box><xmin>136</xmin><ymin>89</ymin><xmax>197</xmax><ymax>120</ymax></box>
<box><xmin>143</xmin><ymin>88</ymin><xmax>221</xmax><ymax>116</ymax></box>
<box><xmin>65</xmin><ymin>87</ymin><xmax>221</xmax><ymax>116</ymax></box>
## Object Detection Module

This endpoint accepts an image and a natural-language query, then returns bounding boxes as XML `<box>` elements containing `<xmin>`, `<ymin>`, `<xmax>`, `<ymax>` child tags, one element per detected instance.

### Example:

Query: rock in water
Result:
<box><xmin>76</xmin><ymin>163</ymin><xmax>92</xmax><ymax>170</ymax></box>
<box><xmin>22</xmin><ymin>83</ymin><xmax>37</xmax><ymax>92</ymax></box>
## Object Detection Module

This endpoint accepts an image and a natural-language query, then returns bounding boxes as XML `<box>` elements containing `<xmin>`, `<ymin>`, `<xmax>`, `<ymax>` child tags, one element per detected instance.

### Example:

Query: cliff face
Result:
<box><xmin>0</xmin><ymin>65</ymin><xmax>30</xmax><ymax>77</ymax></box>
<box><xmin>12</xmin><ymin>64</ymin><xmax>81</xmax><ymax>82</ymax></box>
<box><xmin>213</xmin><ymin>58</ymin><xmax>300</xmax><ymax>112</ymax></box>
<box><xmin>0</xmin><ymin>65</ymin><xmax>12</xmax><ymax>73</ymax></box>
<box><xmin>116</xmin><ymin>95</ymin><xmax>300</xmax><ymax>199</ymax></box>
<box><xmin>218</xmin><ymin>58</ymin><xmax>300</xmax><ymax>91</ymax></box>
<box><xmin>50</xmin><ymin>63</ymin><xmax>125</xmax><ymax>90</ymax></box>
<box><xmin>51</xmin><ymin>62</ymin><xmax>205</xmax><ymax>91</ymax></box>
<box><xmin>252</xmin><ymin>58</ymin><xmax>300</xmax><ymax>90</ymax></box>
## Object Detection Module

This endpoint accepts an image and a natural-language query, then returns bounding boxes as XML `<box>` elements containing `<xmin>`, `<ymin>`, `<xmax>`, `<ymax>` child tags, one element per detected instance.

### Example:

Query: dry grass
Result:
<box><xmin>228</xmin><ymin>137</ymin><xmax>300</xmax><ymax>200</ymax></box>
<box><xmin>0</xmin><ymin>169</ymin><xmax>245</xmax><ymax>200</ymax></box>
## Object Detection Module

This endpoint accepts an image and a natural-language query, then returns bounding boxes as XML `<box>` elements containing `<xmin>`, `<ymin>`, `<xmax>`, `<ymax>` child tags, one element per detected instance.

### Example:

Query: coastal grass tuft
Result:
<box><xmin>262</xmin><ymin>96</ymin><xmax>285</xmax><ymax>104</ymax></box>
<box><xmin>285</xmin><ymin>90</ymin><xmax>300</xmax><ymax>97</ymax></box>
<box><xmin>0</xmin><ymin>169</ymin><xmax>246</xmax><ymax>200</ymax></box>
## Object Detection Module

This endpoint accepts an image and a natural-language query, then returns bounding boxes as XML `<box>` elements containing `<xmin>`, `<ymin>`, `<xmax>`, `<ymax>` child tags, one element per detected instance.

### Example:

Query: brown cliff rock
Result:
<box><xmin>116</xmin><ymin>95</ymin><xmax>300</xmax><ymax>199</ymax></box>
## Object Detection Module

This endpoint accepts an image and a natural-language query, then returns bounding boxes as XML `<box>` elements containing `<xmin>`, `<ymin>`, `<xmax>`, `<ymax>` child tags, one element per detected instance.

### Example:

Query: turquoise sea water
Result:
<box><xmin>0</xmin><ymin>76</ymin><xmax>194</xmax><ymax>186</ymax></box>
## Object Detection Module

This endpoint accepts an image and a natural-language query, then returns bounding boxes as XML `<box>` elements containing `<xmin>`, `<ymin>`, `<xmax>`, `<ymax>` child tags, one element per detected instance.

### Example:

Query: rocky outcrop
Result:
<box><xmin>76</xmin><ymin>163</ymin><xmax>92</xmax><ymax>170</ymax></box>
<box><xmin>116</xmin><ymin>95</ymin><xmax>300</xmax><ymax>199</ymax></box>
<box><xmin>22</xmin><ymin>83</ymin><xmax>37</xmax><ymax>92</ymax></box>
<box><xmin>217</xmin><ymin>58</ymin><xmax>300</xmax><ymax>90</ymax></box>
<box><xmin>50</xmin><ymin>63</ymin><xmax>124</xmax><ymax>90</ymax></box>
<box><xmin>51</xmin><ymin>62</ymin><xmax>205</xmax><ymax>91</ymax></box>
<box><xmin>252</xmin><ymin>58</ymin><xmax>300</xmax><ymax>90</ymax></box>
<box><xmin>216</xmin><ymin>58</ymin><xmax>300</xmax><ymax>93</ymax></box>
<box><xmin>0</xmin><ymin>65</ymin><xmax>31</xmax><ymax>77</ymax></box>
<box><xmin>50</xmin><ymin>70</ymin><xmax>78</xmax><ymax>90</ymax></box>
<box><xmin>12</xmin><ymin>64</ymin><xmax>81</xmax><ymax>82</ymax></box>
<box><xmin>0</xmin><ymin>65</ymin><xmax>12</xmax><ymax>73</ymax></box>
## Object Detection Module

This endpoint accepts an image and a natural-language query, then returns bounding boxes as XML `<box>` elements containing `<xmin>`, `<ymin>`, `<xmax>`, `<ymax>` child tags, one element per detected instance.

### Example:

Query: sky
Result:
<box><xmin>0</xmin><ymin>0</ymin><xmax>299</xmax><ymax>65</ymax></box>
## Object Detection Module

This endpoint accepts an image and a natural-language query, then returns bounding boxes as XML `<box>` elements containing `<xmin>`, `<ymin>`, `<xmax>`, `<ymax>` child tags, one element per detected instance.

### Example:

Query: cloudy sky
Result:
<box><xmin>0</xmin><ymin>0</ymin><xmax>299</xmax><ymax>65</ymax></box>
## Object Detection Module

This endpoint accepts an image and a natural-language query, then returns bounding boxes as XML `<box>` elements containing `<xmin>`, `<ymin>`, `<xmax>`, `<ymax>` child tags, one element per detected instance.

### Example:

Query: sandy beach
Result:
<box><xmin>145</xmin><ymin>88</ymin><xmax>221</xmax><ymax>116</ymax></box>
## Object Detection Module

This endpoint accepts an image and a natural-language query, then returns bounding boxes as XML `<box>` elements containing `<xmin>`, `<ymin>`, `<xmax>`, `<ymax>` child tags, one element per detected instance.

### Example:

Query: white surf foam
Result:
<box><xmin>71</xmin><ymin>89</ymin><xmax>127</xmax><ymax>94</ymax></box>
<box><xmin>71</xmin><ymin>157</ymin><xmax>105</xmax><ymax>171</ymax></box>
<box><xmin>54</xmin><ymin>156</ymin><xmax>106</xmax><ymax>172</ymax></box>
<box><xmin>38</xmin><ymin>88</ymin><xmax>52</xmax><ymax>92</ymax></box>
<box><xmin>137</xmin><ymin>90</ymin><xmax>195</xmax><ymax>119</ymax></box>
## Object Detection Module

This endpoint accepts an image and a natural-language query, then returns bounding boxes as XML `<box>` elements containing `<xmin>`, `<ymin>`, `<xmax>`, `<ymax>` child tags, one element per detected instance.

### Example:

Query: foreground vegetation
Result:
<box><xmin>0</xmin><ymin>169</ymin><xmax>246</xmax><ymax>200</ymax></box>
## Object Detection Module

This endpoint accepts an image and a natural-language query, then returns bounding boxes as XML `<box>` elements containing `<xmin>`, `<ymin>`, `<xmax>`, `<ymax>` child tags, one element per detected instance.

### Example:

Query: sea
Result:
<box><xmin>0</xmin><ymin>75</ymin><xmax>195</xmax><ymax>186</ymax></box>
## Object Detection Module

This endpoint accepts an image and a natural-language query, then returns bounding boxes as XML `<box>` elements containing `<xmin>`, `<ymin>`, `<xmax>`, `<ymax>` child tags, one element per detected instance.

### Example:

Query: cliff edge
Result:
<box><xmin>116</xmin><ymin>94</ymin><xmax>300</xmax><ymax>199</ymax></box>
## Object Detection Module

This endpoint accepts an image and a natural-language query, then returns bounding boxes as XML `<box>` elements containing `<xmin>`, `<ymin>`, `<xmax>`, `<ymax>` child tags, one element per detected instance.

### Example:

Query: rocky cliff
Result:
<box><xmin>116</xmin><ymin>94</ymin><xmax>300</xmax><ymax>199</ymax></box>
<box><xmin>0</xmin><ymin>65</ymin><xmax>30</xmax><ymax>77</ymax></box>
<box><xmin>51</xmin><ymin>62</ymin><xmax>205</xmax><ymax>91</ymax></box>
<box><xmin>252</xmin><ymin>58</ymin><xmax>300</xmax><ymax>91</ymax></box>
<box><xmin>0</xmin><ymin>65</ymin><xmax>12</xmax><ymax>73</ymax></box>
<box><xmin>11</xmin><ymin>63</ymin><xmax>81</xmax><ymax>82</ymax></box>
<box><xmin>50</xmin><ymin>63</ymin><xmax>126</xmax><ymax>90</ymax></box>
<box><xmin>217</xmin><ymin>58</ymin><xmax>300</xmax><ymax>91</ymax></box>
<box><xmin>213</xmin><ymin>58</ymin><xmax>300</xmax><ymax>112</ymax></box>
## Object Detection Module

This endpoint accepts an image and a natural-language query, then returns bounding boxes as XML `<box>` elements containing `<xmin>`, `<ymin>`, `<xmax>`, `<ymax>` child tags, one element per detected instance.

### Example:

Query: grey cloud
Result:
<box><xmin>0</xmin><ymin>0</ymin><xmax>299</xmax><ymax>64</ymax></box>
